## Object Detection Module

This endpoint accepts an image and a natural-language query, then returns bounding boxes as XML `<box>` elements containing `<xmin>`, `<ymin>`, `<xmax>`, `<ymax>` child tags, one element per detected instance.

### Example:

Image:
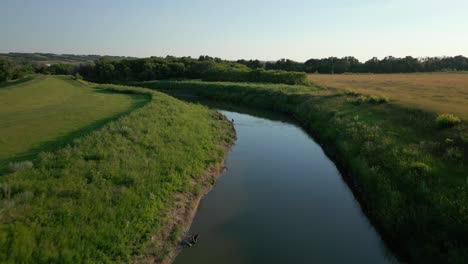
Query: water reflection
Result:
<box><xmin>174</xmin><ymin>109</ymin><xmax>398</xmax><ymax>264</ymax></box>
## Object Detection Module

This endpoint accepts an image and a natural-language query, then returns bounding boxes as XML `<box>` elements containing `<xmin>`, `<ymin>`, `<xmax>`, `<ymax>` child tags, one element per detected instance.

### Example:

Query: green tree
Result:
<box><xmin>0</xmin><ymin>59</ymin><xmax>14</xmax><ymax>82</ymax></box>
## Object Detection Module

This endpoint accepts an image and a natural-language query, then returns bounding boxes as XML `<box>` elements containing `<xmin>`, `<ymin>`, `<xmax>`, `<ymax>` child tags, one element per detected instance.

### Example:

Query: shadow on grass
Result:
<box><xmin>0</xmin><ymin>90</ymin><xmax>150</xmax><ymax>175</ymax></box>
<box><xmin>0</xmin><ymin>76</ymin><xmax>36</xmax><ymax>89</ymax></box>
<box><xmin>160</xmin><ymin>91</ymin><xmax>298</xmax><ymax>124</ymax></box>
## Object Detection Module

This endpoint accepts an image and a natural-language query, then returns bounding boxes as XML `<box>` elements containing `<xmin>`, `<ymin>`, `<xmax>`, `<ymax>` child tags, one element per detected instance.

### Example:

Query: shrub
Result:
<box><xmin>8</xmin><ymin>161</ymin><xmax>33</xmax><ymax>172</ymax></box>
<box><xmin>0</xmin><ymin>59</ymin><xmax>14</xmax><ymax>82</ymax></box>
<box><xmin>170</xmin><ymin>225</ymin><xmax>181</xmax><ymax>245</ymax></box>
<box><xmin>444</xmin><ymin>147</ymin><xmax>463</xmax><ymax>161</ymax></box>
<box><xmin>407</xmin><ymin>161</ymin><xmax>432</xmax><ymax>177</ymax></box>
<box><xmin>368</xmin><ymin>95</ymin><xmax>389</xmax><ymax>104</ymax></box>
<box><xmin>436</xmin><ymin>114</ymin><xmax>461</xmax><ymax>128</ymax></box>
<box><xmin>345</xmin><ymin>89</ymin><xmax>360</xmax><ymax>96</ymax></box>
<box><xmin>445</xmin><ymin>138</ymin><xmax>455</xmax><ymax>145</ymax></box>
<box><xmin>201</xmin><ymin>66</ymin><xmax>306</xmax><ymax>85</ymax></box>
<box><xmin>113</xmin><ymin>125</ymin><xmax>133</xmax><ymax>137</ymax></box>
<box><xmin>355</xmin><ymin>95</ymin><xmax>389</xmax><ymax>105</ymax></box>
<box><xmin>355</xmin><ymin>95</ymin><xmax>368</xmax><ymax>104</ymax></box>
<box><xmin>73</xmin><ymin>73</ymin><xmax>83</xmax><ymax>80</ymax></box>
<box><xmin>248</xmin><ymin>68</ymin><xmax>306</xmax><ymax>85</ymax></box>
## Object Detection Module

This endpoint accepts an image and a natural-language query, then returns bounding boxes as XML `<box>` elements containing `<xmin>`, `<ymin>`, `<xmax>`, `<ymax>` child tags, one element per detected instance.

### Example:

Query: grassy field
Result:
<box><xmin>0</xmin><ymin>80</ymin><xmax>235</xmax><ymax>263</ymax></box>
<box><xmin>135</xmin><ymin>79</ymin><xmax>468</xmax><ymax>263</ymax></box>
<box><xmin>308</xmin><ymin>73</ymin><xmax>468</xmax><ymax>119</ymax></box>
<box><xmin>0</xmin><ymin>75</ymin><xmax>148</xmax><ymax>174</ymax></box>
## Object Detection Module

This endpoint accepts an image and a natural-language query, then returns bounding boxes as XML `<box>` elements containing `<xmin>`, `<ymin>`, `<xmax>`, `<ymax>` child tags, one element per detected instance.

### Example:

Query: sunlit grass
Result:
<box><xmin>308</xmin><ymin>73</ymin><xmax>468</xmax><ymax>119</ymax></box>
<box><xmin>0</xmin><ymin>75</ymin><xmax>148</xmax><ymax>173</ymax></box>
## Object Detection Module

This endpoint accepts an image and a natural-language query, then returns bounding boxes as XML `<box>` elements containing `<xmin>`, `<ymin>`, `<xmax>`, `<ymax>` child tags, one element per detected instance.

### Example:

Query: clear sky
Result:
<box><xmin>1</xmin><ymin>0</ymin><xmax>467</xmax><ymax>62</ymax></box>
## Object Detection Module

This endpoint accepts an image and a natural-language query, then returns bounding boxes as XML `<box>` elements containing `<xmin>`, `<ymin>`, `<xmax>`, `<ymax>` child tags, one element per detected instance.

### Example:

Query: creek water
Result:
<box><xmin>174</xmin><ymin>108</ymin><xmax>398</xmax><ymax>264</ymax></box>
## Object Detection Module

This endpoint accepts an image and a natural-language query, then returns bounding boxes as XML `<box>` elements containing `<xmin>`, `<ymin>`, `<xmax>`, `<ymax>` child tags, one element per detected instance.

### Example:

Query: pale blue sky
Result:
<box><xmin>1</xmin><ymin>0</ymin><xmax>467</xmax><ymax>61</ymax></box>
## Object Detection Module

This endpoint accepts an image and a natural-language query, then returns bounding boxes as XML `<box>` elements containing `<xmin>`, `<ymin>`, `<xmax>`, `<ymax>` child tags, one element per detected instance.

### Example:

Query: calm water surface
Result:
<box><xmin>174</xmin><ymin>109</ymin><xmax>398</xmax><ymax>264</ymax></box>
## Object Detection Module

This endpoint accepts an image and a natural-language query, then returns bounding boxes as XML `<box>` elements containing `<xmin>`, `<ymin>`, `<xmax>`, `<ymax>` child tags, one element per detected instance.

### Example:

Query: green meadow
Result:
<box><xmin>0</xmin><ymin>77</ymin><xmax>235</xmax><ymax>263</ymax></box>
<box><xmin>0</xmin><ymin>75</ymin><xmax>148</xmax><ymax>173</ymax></box>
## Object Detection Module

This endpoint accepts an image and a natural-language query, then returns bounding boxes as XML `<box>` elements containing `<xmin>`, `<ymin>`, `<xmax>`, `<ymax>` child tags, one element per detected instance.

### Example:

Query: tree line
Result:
<box><xmin>2</xmin><ymin>54</ymin><xmax>468</xmax><ymax>84</ymax></box>
<box><xmin>75</xmin><ymin>56</ymin><xmax>306</xmax><ymax>85</ymax></box>
<box><xmin>0</xmin><ymin>55</ymin><xmax>306</xmax><ymax>85</ymax></box>
<box><xmin>0</xmin><ymin>59</ymin><xmax>76</xmax><ymax>81</ymax></box>
<box><xmin>238</xmin><ymin>56</ymin><xmax>468</xmax><ymax>74</ymax></box>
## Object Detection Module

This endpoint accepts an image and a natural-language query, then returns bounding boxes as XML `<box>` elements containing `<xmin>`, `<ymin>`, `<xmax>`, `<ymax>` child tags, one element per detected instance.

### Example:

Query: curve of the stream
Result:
<box><xmin>174</xmin><ymin>109</ymin><xmax>398</xmax><ymax>264</ymax></box>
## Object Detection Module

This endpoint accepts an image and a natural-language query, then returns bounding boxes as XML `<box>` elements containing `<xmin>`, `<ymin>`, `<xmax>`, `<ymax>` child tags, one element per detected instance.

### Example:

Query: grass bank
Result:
<box><xmin>135</xmin><ymin>80</ymin><xmax>468</xmax><ymax>263</ymax></box>
<box><xmin>0</xmin><ymin>75</ymin><xmax>148</xmax><ymax>174</ymax></box>
<box><xmin>0</xmin><ymin>81</ymin><xmax>235</xmax><ymax>263</ymax></box>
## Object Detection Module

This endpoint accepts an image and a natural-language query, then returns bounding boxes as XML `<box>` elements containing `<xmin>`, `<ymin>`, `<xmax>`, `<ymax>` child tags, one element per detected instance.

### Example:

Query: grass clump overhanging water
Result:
<box><xmin>0</xmin><ymin>82</ymin><xmax>235</xmax><ymax>263</ymax></box>
<box><xmin>134</xmin><ymin>79</ymin><xmax>468</xmax><ymax>263</ymax></box>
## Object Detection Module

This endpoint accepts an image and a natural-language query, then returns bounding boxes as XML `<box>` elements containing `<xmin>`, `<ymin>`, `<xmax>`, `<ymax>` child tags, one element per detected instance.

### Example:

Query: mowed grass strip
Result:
<box><xmin>0</xmin><ymin>75</ymin><xmax>148</xmax><ymax>173</ymax></box>
<box><xmin>308</xmin><ymin>73</ymin><xmax>468</xmax><ymax>119</ymax></box>
<box><xmin>0</xmin><ymin>82</ymin><xmax>235</xmax><ymax>263</ymax></box>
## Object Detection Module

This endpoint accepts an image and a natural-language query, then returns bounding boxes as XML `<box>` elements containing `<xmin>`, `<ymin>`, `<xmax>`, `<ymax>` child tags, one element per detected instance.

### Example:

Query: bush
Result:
<box><xmin>355</xmin><ymin>95</ymin><xmax>389</xmax><ymax>105</ymax></box>
<box><xmin>113</xmin><ymin>125</ymin><xmax>133</xmax><ymax>137</ymax></box>
<box><xmin>12</xmin><ymin>65</ymin><xmax>34</xmax><ymax>80</ymax></box>
<box><xmin>368</xmin><ymin>95</ymin><xmax>389</xmax><ymax>104</ymax></box>
<box><xmin>444</xmin><ymin>147</ymin><xmax>463</xmax><ymax>161</ymax></box>
<box><xmin>0</xmin><ymin>59</ymin><xmax>14</xmax><ymax>82</ymax></box>
<box><xmin>407</xmin><ymin>161</ymin><xmax>432</xmax><ymax>177</ymax></box>
<box><xmin>355</xmin><ymin>95</ymin><xmax>368</xmax><ymax>104</ymax></box>
<box><xmin>345</xmin><ymin>89</ymin><xmax>360</xmax><ymax>96</ymax></box>
<box><xmin>8</xmin><ymin>161</ymin><xmax>33</xmax><ymax>172</ymax></box>
<box><xmin>436</xmin><ymin>113</ymin><xmax>461</xmax><ymax>128</ymax></box>
<box><xmin>73</xmin><ymin>73</ymin><xmax>83</xmax><ymax>80</ymax></box>
<box><xmin>201</xmin><ymin>66</ymin><xmax>306</xmax><ymax>85</ymax></box>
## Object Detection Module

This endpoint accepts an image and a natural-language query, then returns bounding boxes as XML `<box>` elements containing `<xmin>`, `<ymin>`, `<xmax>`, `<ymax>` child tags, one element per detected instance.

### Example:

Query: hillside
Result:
<box><xmin>0</xmin><ymin>75</ymin><xmax>148</xmax><ymax>173</ymax></box>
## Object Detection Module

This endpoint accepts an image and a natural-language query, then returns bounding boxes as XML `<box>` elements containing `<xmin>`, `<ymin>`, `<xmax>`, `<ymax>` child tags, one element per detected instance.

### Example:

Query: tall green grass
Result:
<box><xmin>135</xmin><ymin>80</ymin><xmax>468</xmax><ymax>263</ymax></box>
<box><xmin>0</xmin><ymin>83</ymin><xmax>235</xmax><ymax>263</ymax></box>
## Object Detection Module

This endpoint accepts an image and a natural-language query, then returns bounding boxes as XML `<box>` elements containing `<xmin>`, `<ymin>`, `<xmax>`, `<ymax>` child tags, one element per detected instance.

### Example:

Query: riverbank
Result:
<box><xmin>0</xmin><ymin>80</ymin><xmax>235</xmax><ymax>263</ymax></box>
<box><xmin>135</xmin><ymin>112</ymin><xmax>235</xmax><ymax>264</ymax></box>
<box><xmin>134</xmin><ymin>80</ymin><xmax>468</xmax><ymax>263</ymax></box>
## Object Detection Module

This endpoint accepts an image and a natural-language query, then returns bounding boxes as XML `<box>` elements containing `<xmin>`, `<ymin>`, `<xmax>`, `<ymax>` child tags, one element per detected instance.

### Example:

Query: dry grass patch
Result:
<box><xmin>308</xmin><ymin>73</ymin><xmax>468</xmax><ymax>119</ymax></box>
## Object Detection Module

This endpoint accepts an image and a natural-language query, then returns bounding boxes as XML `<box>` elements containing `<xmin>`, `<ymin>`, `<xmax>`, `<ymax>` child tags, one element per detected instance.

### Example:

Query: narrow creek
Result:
<box><xmin>174</xmin><ymin>107</ymin><xmax>398</xmax><ymax>263</ymax></box>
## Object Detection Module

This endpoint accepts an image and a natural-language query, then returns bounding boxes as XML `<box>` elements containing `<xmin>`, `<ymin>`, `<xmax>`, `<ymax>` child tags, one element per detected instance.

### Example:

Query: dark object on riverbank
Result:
<box><xmin>182</xmin><ymin>233</ymin><xmax>199</xmax><ymax>248</ymax></box>
<box><xmin>220</xmin><ymin>166</ymin><xmax>228</xmax><ymax>174</ymax></box>
<box><xmin>192</xmin><ymin>234</ymin><xmax>199</xmax><ymax>243</ymax></box>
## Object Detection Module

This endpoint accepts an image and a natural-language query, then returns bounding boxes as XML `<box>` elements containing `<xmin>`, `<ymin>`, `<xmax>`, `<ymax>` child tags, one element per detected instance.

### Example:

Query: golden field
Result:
<box><xmin>308</xmin><ymin>73</ymin><xmax>468</xmax><ymax>119</ymax></box>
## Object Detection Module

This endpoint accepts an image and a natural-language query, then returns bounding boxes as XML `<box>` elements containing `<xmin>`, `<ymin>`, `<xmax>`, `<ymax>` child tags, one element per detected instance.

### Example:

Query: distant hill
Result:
<box><xmin>0</xmin><ymin>52</ymin><xmax>136</xmax><ymax>65</ymax></box>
